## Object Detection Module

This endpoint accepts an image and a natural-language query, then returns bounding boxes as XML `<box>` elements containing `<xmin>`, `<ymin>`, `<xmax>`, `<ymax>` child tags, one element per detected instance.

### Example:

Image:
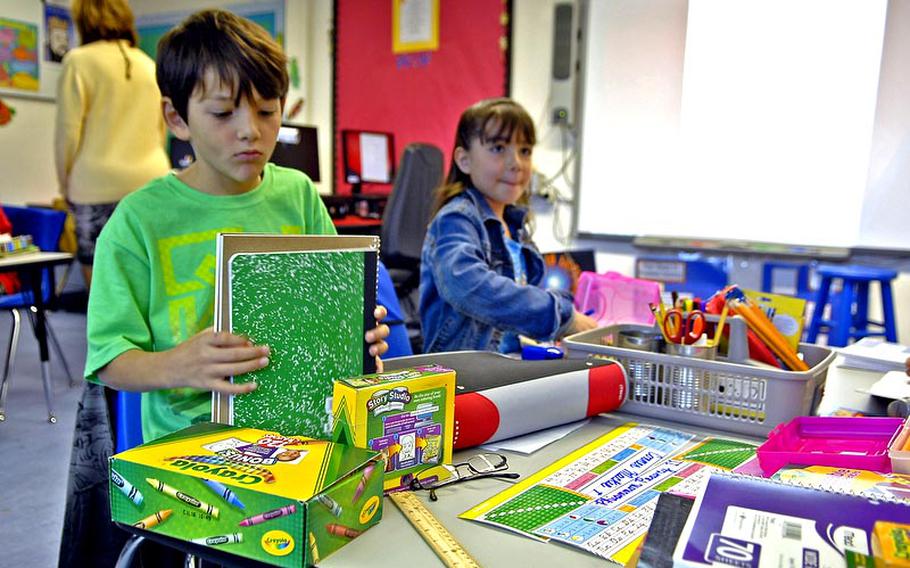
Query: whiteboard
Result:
<box><xmin>1</xmin><ymin>1</ymin><xmax>72</xmax><ymax>102</ymax></box>
<box><xmin>575</xmin><ymin>0</ymin><xmax>910</xmax><ymax>252</ymax></box>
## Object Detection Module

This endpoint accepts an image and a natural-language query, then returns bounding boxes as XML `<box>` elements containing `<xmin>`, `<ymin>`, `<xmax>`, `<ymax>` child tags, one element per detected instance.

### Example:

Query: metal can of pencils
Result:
<box><xmin>618</xmin><ymin>330</ymin><xmax>661</xmax><ymax>403</ymax></box>
<box><xmin>665</xmin><ymin>343</ymin><xmax>716</xmax><ymax>411</ymax></box>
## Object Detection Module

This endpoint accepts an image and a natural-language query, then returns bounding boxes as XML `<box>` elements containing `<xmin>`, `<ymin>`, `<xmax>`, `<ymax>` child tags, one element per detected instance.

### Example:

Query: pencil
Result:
<box><xmin>649</xmin><ymin>303</ymin><xmax>672</xmax><ymax>342</ymax></box>
<box><xmin>731</xmin><ymin>299</ymin><xmax>808</xmax><ymax>371</ymax></box>
<box><xmin>710</xmin><ymin>304</ymin><xmax>729</xmax><ymax>348</ymax></box>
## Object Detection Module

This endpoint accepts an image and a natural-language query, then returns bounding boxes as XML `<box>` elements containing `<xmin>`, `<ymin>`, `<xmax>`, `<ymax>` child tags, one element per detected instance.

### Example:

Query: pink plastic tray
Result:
<box><xmin>756</xmin><ymin>416</ymin><xmax>904</xmax><ymax>476</ymax></box>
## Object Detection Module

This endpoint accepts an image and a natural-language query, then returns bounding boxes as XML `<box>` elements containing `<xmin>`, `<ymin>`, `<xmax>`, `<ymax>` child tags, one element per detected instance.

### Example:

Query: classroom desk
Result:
<box><xmin>332</xmin><ymin>215</ymin><xmax>382</xmax><ymax>236</ymax></box>
<box><xmin>0</xmin><ymin>251</ymin><xmax>72</xmax><ymax>423</ymax></box>
<box><xmin>329</xmin><ymin>360</ymin><xmax>891</xmax><ymax>567</ymax></box>
<box><xmin>115</xmin><ymin>361</ymin><xmax>890</xmax><ymax>567</ymax></box>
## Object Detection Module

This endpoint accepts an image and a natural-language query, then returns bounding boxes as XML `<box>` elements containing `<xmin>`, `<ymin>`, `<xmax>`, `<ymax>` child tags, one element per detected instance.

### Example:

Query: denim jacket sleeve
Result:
<box><xmin>427</xmin><ymin>208</ymin><xmax>575</xmax><ymax>340</ymax></box>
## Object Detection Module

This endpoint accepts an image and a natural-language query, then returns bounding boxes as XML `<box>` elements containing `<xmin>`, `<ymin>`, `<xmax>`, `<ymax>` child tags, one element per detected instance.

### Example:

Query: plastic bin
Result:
<box><xmin>563</xmin><ymin>324</ymin><xmax>837</xmax><ymax>437</ymax></box>
<box><xmin>574</xmin><ymin>271</ymin><xmax>660</xmax><ymax>327</ymax></box>
<box><xmin>756</xmin><ymin>416</ymin><xmax>903</xmax><ymax>476</ymax></box>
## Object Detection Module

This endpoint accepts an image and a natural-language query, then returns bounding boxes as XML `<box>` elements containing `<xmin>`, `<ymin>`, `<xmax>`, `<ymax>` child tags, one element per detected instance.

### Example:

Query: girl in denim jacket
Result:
<box><xmin>419</xmin><ymin>98</ymin><xmax>597</xmax><ymax>353</ymax></box>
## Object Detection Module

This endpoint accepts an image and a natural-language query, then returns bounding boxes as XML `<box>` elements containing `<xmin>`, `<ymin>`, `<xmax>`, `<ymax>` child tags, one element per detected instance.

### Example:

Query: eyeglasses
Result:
<box><xmin>409</xmin><ymin>453</ymin><xmax>520</xmax><ymax>501</ymax></box>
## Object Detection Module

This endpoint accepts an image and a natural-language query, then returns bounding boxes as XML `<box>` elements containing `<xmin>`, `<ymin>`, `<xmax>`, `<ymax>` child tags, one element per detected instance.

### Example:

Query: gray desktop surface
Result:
<box><xmin>323</xmin><ymin>412</ymin><xmax>760</xmax><ymax>567</ymax></box>
<box><xmin>324</xmin><ymin>361</ymin><xmax>884</xmax><ymax>567</ymax></box>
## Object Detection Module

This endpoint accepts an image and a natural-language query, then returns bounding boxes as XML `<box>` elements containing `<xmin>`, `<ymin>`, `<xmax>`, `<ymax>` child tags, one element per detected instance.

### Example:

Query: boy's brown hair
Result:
<box><xmin>433</xmin><ymin>97</ymin><xmax>537</xmax><ymax>216</ymax></box>
<box><xmin>156</xmin><ymin>9</ymin><xmax>288</xmax><ymax>123</ymax></box>
<box><xmin>72</xmin><ymin>0</ymin><xmax>138</xmax><ymax>47</ymax></box>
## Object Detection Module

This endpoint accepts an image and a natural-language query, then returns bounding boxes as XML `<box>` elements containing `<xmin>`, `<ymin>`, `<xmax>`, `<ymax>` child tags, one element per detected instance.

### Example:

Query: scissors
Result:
<box><xmin>662</xmin><ymin>309</ymin><xmax>707</xmax><ymax>345</ymax></box>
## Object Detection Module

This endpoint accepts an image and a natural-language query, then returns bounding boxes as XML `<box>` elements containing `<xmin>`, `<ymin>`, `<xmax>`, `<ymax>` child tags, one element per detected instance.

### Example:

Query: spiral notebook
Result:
<box><xmin>673</xmin><ymin>471</ymin><xmax>910</xmax><ymax>568</ymax></box>
<box><xmin>212</xmin><ymin>233</ymin><xmax>379</xmax><ymax>438</ymax></box>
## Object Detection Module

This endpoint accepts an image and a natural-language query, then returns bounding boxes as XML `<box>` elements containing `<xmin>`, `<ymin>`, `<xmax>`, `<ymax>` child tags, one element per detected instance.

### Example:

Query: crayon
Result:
<box><xmin>326</xmin><ymin>523</ymin><xmax>362</xmax><ymax>539</ymax></box>
<box><xmin>238</xmin><ymin>504</ymin><xmax>296</xmax><ymax>527</ymax></box>
<box><xmin>202</xmin><ymin>479</ymin><xmax>246</xmax><ymax>509</ymax></box>
<box><xmin>352</xmin><ymin>462</ymin><xmax>377</xmax><ymax>503</ymax></box>
<box><xmin>190</xmin><ymin>533</ymin><xmax>243</xmax><ymax>546</ymax></box>
<box><xmin>308</xmin><ymin>532</ymin><xmax>320</xmax><ymax>563</ymax></box>
<box><xmin>146</xmin><ymin>478</ymin><xmax>220</xmax><ymax>518</ymax></box>
<box><xmin>167</xmin><ymin>454</ymin><xmax>276</xmax><ymax>483</ymax></box>
<box><xmin>316</xmin><ymin>493</ymin><xmax>342</xmax><ymax>517</ymax></box>
<box><xmin>133</xmin><ymin>509</ymin><xmax>172</xmax><ymax>530</ymax></box>
<box><xmin>111</xmin><ymin>469</ymin><xmax>143</xmax><ymax>507</ymax></box>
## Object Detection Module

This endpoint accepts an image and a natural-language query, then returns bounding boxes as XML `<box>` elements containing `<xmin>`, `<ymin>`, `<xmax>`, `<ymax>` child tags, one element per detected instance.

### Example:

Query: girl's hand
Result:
<box><xmin>367</xmin><ymin>305</ymin><xmax>391</xmax><ymax>372</ymax></box>
<box><xmin>567</xmin><ymin>311</ymin><xmax>599</xmax><ymax>336</ymax></box>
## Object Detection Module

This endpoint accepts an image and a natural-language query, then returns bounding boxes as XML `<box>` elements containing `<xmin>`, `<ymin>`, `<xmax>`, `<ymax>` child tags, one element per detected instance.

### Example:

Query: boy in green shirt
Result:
<box><xmin>85</xmin><ymin>9</ymin><xmax>389</xmax><ymax>442</ymax></box>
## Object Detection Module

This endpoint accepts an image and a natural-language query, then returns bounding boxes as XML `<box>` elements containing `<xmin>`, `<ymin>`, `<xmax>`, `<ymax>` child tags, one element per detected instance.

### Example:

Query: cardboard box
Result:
<box><xmin>332</xmin><ymin>365</ymin><xmax>455</xmax><ymax>491</ymax></box>
<box><xmin>110</xmin><ymin>423</ymin><xmax>384</xmax><ymax>567</ymax></box>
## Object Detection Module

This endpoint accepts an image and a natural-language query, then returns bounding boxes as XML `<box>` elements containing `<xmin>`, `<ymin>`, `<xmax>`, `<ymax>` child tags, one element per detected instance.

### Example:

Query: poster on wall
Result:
<box><xmin>44</xmin><ymin>2</ymin><xmax>76</xmax><ymax>64</ymax></box>
<box><xmin>135</xmin><ymin>1</ymin><xmax>285</xmax><ymax>59</ymax></box>
<box><xmin>393</xmin><ymin>0</ymin><xmax>439</xmax><ymax>54</ymax></box>
<box><xmin>0</xmin><ymin>18</ymin><xmax>40</xmax><ymax>92</ymax></box>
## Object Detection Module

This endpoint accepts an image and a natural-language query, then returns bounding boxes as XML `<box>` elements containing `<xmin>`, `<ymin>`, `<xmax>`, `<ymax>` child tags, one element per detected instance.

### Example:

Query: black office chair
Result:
<box><xmin>380</xmin><ymin>143</ymin><xmax>444</xmax><ymax>354</ymax></box>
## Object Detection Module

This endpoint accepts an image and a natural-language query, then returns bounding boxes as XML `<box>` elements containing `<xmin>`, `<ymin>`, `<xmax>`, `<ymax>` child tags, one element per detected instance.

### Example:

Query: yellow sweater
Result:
<box><xmin>54</xmin><ymin>40</ymin><xmax>170</xmax><ymax>204</ymax></box>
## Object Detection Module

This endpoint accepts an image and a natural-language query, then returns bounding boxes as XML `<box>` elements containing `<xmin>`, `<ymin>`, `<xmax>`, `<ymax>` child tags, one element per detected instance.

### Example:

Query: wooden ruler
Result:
<box><xmin>389</xmin><ymin>491</ymin><xmax>482</xmax><ymax>568</ymax></box>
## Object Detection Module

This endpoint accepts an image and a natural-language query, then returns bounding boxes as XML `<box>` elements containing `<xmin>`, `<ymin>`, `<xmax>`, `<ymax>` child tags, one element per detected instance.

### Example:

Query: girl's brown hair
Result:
<box><xmin>433</xmin><ymin>97</ymin><xmax>537</xmax><ymax>216</ymax></box>
<box><xmin>72</xmin><ymin>0</ymin><xmax>138</xmax><ymax>47</ymax></box>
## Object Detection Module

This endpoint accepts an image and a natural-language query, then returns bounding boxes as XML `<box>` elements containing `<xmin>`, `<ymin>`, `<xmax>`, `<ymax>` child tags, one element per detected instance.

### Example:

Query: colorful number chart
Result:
<box><xmin>461</xmin><ymin>423</ymin><xmax>756</xmax><ymax>564</ymax></box>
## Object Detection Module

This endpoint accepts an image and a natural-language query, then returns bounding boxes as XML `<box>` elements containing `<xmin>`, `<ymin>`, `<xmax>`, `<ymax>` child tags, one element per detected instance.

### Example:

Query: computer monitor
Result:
<box><xmin>341</xmin><ymin>129</ymin><xmax>395</xmax><ymax>195</ymax></box>
<box><xmin>168</xmin><ymin>123</ymin><xmax>320</xmax><ymax>182</ymax></box>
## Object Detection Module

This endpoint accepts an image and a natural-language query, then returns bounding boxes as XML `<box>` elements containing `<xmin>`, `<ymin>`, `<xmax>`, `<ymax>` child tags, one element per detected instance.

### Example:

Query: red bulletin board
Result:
<box><xmin>334</xmin><ymin>0</ymin><xmax>511</xmax><ymax>196</ymax></box>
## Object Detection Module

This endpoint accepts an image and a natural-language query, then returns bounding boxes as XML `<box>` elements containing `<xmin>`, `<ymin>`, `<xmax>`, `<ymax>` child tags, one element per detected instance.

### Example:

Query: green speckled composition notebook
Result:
<box><xmin>212</xmin><ymin>234</ymin><xmax>379</xmax><ymax>438</ymax></box>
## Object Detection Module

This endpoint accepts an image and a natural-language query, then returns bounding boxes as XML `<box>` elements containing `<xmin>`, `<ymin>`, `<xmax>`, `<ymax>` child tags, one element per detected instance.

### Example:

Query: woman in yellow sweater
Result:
<box><xmin>54</xmin><ymin>0</ymin><xmax>169</xmax><ymax>288</ymax></box>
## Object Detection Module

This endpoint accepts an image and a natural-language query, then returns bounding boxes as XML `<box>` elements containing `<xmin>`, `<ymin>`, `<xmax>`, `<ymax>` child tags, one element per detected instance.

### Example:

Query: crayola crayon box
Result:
<box><xmin>109</xmin><ymin>422</ymin><xmax>384</xmax><ymax>567</ymax></box>
<box><xmin>331</xmin><ymin>364</ymin><xmax>455</xmax><ymax>491</ymax></box>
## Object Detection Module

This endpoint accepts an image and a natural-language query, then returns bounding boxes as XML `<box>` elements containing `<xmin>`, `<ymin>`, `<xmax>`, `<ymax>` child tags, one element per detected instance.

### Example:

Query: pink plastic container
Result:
<box><xmin>574</xmin><ymin>271</ymin><xmax>660</xmax><ymax>327</ymax></box>
<box><xmin>756</xmin><ymin>416</ymin><xmax>905</xmax><ymax>476</ymax></box>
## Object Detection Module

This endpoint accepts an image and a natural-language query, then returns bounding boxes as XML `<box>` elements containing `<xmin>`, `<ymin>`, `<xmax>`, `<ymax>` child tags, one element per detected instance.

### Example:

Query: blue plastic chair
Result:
<box><xmin>114</xmin><ymin>259</ymin><xmax>414</xmax><ymax>452</ymax></box>
<box><xmin>805</xmin><ymin>264</ymin><xmax>898</xmax><ymax>347</ymax></box>
<box><xmin>0</xmin><ymin>205</ymin><xmax>73</xmax><ymax>423</ymax></box>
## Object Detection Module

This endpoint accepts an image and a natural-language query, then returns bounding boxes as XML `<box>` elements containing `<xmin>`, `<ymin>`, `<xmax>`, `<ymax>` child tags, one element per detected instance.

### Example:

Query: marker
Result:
<box><xmin>316</xmin><ymin>493</ymin><xmax>342</xmax><ymax>517</ymax></box>
<box><xmin>352</xmin><ymin>463</ymin><xmax>378</xmax><ymax>503</ymax></box>
<box><xmin>190</xmin><ymin>533</ymin><xmax>243</xmax><ymax>546</ymax></box>
<box><xmin>133</xmin><ymin>509</ymin><xmax>172</xmax><ymax>530</ymax></box>
<box><xmin>111</xmin><ymin>469</ymin><xmax>143</xmax><ymax>506</ymax></box>
<box><xmin>146</xmin><ymin>478</ymin><xmax>220</xmax><ymax>518</ymax></box>
<box><xmin>326</xmin><ymin>523</ymin><xmax>362</xmax><ymax>539</ymax></box>
<box><xmin>203</xmin><ymin>479</ymin><xmax>246</xmax><ymax>509</ymax></box>
<box><xmin>583</xmin><ymin>309</ymin><xmax>596</xmax><ymax>316</ymax></box>
<box><xmin>239</xmin><ymin>504</ymin><xmax>296</xmax><ymax>527</ymax></box>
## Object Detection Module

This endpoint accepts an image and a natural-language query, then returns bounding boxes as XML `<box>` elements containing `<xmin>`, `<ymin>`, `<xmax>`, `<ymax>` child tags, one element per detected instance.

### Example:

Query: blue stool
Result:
<box><xmin>761</xmin><ymin>261</ymin><xmax>814</xmax><ymax>300</ymax></box>
<box><xmin>805</xmin><ymin>264</ymin><xmax>898</xmax><ymax>347</ymax></box>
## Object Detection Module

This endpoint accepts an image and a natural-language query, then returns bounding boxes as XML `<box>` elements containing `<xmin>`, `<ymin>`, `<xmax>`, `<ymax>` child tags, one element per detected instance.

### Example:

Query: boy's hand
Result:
<box><xmin>164</xmin><ymin>328</ymin><xmax>269</xmax><ymax>394</ymax></box>
<box><xmin>367</xmin><ymin>305</ymin><xmax>390</xmax><ymax>372</ymax></box>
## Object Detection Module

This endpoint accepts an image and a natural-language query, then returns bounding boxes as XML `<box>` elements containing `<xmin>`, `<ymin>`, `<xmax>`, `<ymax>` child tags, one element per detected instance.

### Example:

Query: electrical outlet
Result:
<box><xmin>552</xmin><ymin>107</ymin><xmax>570</xmax><ymax>125</ymax></box>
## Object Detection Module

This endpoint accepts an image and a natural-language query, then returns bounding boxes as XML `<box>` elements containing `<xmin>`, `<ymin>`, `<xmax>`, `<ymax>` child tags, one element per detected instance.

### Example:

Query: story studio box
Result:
<box><xmin>332</xmin><ymin>365</ymin><xmax>456</xmax><ymax>491</ymax></box>
<box><xmin>109</xmin><ymin>422</ymin><xmax>384</xmax><ymax>566</ymax></box>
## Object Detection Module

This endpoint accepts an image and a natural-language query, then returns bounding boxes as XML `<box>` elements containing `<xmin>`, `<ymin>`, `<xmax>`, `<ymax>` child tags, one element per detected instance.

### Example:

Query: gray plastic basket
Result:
<box><xmin>563</xmin><ymin>323</ymin><xmax>836</xmax><ymax>437</ymax></box>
